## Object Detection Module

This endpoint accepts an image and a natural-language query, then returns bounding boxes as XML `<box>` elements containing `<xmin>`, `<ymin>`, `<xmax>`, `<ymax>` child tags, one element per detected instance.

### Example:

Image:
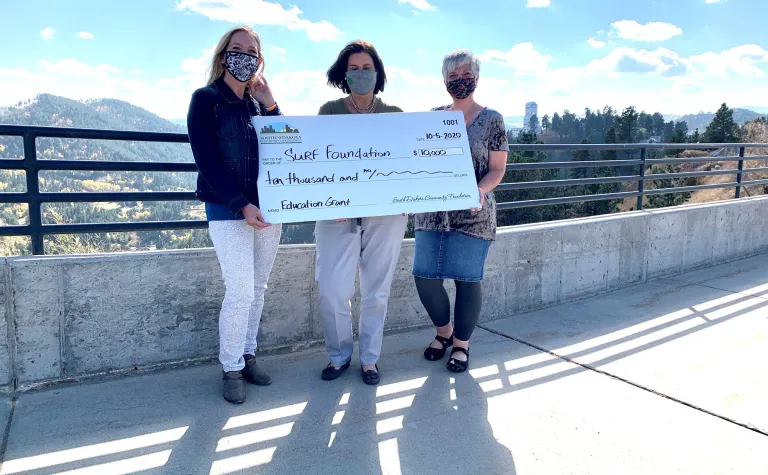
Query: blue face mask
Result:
<box><xmin>346</xmin><ymin>70</ymin><xmax>377</xmax><ymax>95</ymax></box>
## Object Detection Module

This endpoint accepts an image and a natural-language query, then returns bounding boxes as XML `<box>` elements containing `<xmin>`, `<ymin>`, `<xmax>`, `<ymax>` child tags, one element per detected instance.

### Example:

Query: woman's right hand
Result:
<box><xmin>242</xmin><ymin>204</ymin><xmax>271</xmax><ymax>229</ymax></box>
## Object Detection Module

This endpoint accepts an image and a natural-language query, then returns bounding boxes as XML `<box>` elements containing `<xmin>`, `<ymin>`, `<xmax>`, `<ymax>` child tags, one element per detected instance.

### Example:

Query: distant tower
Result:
<box><xmin>524</xmin><ymin>102</ymin><xmax>540</xmax><ymax>132</ymax></box>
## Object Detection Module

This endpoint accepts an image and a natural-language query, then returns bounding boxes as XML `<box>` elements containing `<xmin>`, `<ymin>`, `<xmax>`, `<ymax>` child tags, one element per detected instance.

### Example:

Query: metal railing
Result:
<box><xmin>500</xmin><ymin>142</ymin><xmax>768</xmax><ymax>211</ymax></box>
<box><xmin>1</xmin><ymin>124</ymin><xmax>768</xmax><ymax>255</ymax></box>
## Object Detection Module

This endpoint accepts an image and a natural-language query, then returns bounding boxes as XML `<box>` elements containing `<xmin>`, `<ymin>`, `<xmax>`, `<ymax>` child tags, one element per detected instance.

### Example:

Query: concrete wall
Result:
<box><xmin>2</xmin><ymin>196</ymin><xmax>767</xmax><ymax>391</ymax></box>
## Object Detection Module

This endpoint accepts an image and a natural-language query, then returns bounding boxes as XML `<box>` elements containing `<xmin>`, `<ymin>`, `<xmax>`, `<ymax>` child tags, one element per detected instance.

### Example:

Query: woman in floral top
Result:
<box><xmin>413</xmin><ymin>49</ymin><xmax>509</xmax><ymax>373</ymax></box>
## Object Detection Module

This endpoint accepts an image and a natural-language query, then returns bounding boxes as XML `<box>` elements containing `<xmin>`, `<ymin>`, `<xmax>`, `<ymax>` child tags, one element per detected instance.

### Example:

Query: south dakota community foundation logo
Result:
<box><xmin>258</xmin><ymin>122</ymin><xmax>303</xmax><ymax>144</ymax></box>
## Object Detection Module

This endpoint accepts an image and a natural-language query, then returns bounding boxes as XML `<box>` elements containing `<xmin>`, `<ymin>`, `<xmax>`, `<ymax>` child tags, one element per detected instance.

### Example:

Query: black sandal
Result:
<box><xmin>362</xmin><ymin>365</ymin><xmax>380</xmax><ymax>386</ymax></box>
<box><xmin>446</xmin><ymin>347</ymin><xmax>469</xmax><ymax>373</ymax></box>
<box><xmin>321</xmin><ymin>360</ymin><xmax>351</xmax><ymax>381</ymax></box>
<box><xmin>424</xmin><ymin>334</ymin><xmax>453</xmax><ymax>361</ymax></box>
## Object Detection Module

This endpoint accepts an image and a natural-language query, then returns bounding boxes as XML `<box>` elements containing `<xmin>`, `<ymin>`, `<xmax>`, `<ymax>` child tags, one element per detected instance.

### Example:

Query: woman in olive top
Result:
<box><xmin>315</xmin><ymin>40</ymin><xmax>408</xmax><ymax>386</ymax></box>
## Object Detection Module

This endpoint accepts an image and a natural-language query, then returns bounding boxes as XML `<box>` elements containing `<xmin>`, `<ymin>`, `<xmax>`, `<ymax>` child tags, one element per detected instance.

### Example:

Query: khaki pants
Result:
<box><xmin>315</xmin><ymin>215</ymin><xmax>408</xmax><ymax>366</ymax></box>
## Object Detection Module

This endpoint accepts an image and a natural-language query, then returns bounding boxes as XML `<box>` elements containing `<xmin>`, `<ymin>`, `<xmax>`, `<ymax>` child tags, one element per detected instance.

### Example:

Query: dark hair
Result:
<box><xmin>327</xmin><ymin>40</ymin><xmax>387</xmax><ymax>94</ymax></box>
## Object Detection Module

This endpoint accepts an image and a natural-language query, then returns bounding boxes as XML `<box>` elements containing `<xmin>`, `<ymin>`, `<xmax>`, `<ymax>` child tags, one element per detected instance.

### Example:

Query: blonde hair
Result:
<box><xmin>206</xmin><ymin>25</ymin><xmax>265</xmax><ymax>85</ymax></box>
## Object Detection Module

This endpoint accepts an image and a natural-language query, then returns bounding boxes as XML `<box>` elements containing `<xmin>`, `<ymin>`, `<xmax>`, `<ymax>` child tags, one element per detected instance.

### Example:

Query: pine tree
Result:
<box><xmin>704</xmin><ymin>103</ymin><xmax>741</xmax><ymax>143</ymax></box>
<box><xmin>647</xmin><ymin>164</ymin><xmax>695</xmax><ymax>209</ymax></box>
<box><xmin>569</xmin><ymin>140</ymin><xmax>593</xmax><ymax>180</ymax></box>
<box><xmin>528</xmin><ymin>114</ymin><xmax>540</xmax><ymax>133</ymax></box>
<box><xmin>689</xmin><ymin>128</ymin><xmax>701</xmax><ymax>143</ymax></box>
<box><xmin>616</xmin><ymin>106</ymin><xmax>639</xmax><ymax>144</ymax></box>
<box><xmin>652</xmin><ymin>112</ymin><xmax>666</xmax><ymax>136</ymax></box>
<box><xmin>541</xmin><ymin>114</ymin><xmax>551</xmax><ymax>133</ymax></box>
<box><xmin>551</xmin><ymin>112</ymin><xmax>562</xmax><ymax>137</ymax></box>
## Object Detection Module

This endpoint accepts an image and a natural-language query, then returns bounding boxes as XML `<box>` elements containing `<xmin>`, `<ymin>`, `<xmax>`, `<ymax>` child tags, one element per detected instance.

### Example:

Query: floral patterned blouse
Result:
<box><xmin>414</xmin><ymin>107</ymin><xmax>508</xmax><ymax>241</ymax></box>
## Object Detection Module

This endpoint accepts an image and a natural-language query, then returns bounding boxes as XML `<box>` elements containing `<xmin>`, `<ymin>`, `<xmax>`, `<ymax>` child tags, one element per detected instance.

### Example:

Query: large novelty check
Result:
<box><xmin>252</xmin><ymin>111</ymin><xmax>480</xmax><ymax>223</ymax></box>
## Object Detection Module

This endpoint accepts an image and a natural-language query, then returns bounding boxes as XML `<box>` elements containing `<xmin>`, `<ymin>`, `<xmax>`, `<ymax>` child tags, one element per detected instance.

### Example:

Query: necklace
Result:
<box><xmin>350</xmin><ymin>95</ymin><xmax>377</xmax><ymax>114</ymax></box>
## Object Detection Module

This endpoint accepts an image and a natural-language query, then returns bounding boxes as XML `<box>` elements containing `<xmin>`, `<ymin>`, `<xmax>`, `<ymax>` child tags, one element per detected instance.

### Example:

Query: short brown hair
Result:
<box><xmin>326</xmin><ymin>40</ymin><xmax>387</xmax><ymax>94</ymax></box>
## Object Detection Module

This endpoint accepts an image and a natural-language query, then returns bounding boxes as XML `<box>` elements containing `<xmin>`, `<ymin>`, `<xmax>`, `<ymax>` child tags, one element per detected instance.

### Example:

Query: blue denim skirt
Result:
<box><xmin>413</xmin><ymin>231</ymin><xmax>491</xmax><ymax>282</ymax></box>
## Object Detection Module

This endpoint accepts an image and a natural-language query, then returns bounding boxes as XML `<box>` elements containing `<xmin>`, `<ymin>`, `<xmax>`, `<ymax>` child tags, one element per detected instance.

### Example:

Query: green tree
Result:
<box><xmin>641</xmin><ymin>113</ymin><xmax>654</xmax><ymax>138</ymax></box>
<box><xmin>616</xmin><ymin>106</ymin><xmax>640</xmax><ymax>144</ymax></box>
<box><xmin>562</xmin><ymin>110</ymin><xmax>579</xmax><ymax>140</ymax></box>
<box><xmin>496</xmin><ymin>132</ymin><xmax>570</xmax><ymax>225</ymax></box>
<box><xmin>528</xmin><ymin>114</ymin><xmax>540</xmax><ymax>133</ymax></box>
<box><xmin>669</xmin><ymin>121</ymin><xmax>689</xmax><ymax>156</ymax></box>
<box><xmin>601</xmin><ymin>126</ymin><xmax>618</xmax><ymax>162</ymax></box>
<box><xmin>704</xmin><ymin>103</ymin><xmax>742</xmax><ymax>143</ymax></box>
<box><xmin>541</xmin><ymin>114</ymin><xmax>551</xmax><ymax>133</ymax></box>
<box><xmin>652</xmin><ymin>112</ymin><xmax>666</xmax><ymax>136</ymax></box>
<box><xmin>551</xmin><ymin>112</ymin><xmax>562</xmax><ymax>137</ymax></box>
<box><xmin>689</xmin><ymin>128</ymin><xmax>701</xmax><ymax>143</ymax></box>
<box><xmin>569</xmin><ymin>139</ymin><xmax>593</xmax><ymax>180</ymax></box>
<box><xmin>663</xmin><ymin>121</ymin><xmax>675</xmax><ymax>142</ymax></box>
<box><xmin>646</xmin><ymin>164</ymin><xmax>696</xmax><ymax>209</ymax></box>
<box><xmin>568</xmin><ymin>138</ymin><xmax>621</xmax><ymax>217</ymax></box>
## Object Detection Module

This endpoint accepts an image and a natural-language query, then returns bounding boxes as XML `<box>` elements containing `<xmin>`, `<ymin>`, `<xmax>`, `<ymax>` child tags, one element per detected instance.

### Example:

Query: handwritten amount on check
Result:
<box><xmin>265</xmin><ymin>169</ymin><xmax>470</xmax><ymax>186</ymax></box>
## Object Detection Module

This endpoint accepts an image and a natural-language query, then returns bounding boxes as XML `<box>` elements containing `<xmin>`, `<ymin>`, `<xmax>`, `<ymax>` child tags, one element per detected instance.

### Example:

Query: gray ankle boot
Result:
<box><xmin>242</xmin><ymin>354</ymin><xmax>272</xmax><ymax>386</ymax></box>
<box><xmin>222</xmin><ymin>371</ymin><xmax>246</xmax><ymax>404</ymax></box>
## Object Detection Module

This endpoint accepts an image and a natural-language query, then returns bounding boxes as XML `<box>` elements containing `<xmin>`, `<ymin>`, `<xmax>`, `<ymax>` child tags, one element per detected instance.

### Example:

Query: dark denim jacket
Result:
<box><xmin>187</xmin><ymin>77</ymin><xmax>281</xmax><ymax>213</ymax></box>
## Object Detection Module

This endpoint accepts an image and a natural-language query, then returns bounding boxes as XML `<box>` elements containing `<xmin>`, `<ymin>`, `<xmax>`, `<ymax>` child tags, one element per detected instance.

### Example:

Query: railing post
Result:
<box><xmin>636</xmin><ymin>148</ymin><xmax>646</xmax><ymax>211</ymax></box>
<box><xmin>23</xmin><ymin>132</ymin><xmax>44</xmax><ymax>255</ymax></box>
<box><xmin>735</xmin><ymin>146</ymin><xmax>745</xmax><ymax>199</ymax></box>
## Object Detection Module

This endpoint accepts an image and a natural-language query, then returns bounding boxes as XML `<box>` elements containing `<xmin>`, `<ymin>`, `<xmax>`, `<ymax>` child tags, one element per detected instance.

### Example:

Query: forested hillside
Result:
<box><xmin>678</xmin><ymin>109</ymin><xmax>764</xmax><ymax>134</ymax></box>
<box><xmin>0</xmin><ymin>94</ymin><xmax>313</xmax><ymax>256</ymax></box>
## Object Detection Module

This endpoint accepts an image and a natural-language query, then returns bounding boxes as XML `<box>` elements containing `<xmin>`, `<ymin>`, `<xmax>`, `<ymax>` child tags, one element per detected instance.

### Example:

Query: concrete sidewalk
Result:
<box><xmin>1</xmin><ymin>255</ymin><xmax>766</xmax><ymax>475</ymax></box>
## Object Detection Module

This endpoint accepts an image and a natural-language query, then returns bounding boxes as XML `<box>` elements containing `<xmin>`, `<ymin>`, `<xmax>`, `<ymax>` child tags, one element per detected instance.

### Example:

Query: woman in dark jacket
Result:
<box><xmin>187</xmin><ymin>25</ymin><xmax>282</xmax><ymax>404</ymax></box>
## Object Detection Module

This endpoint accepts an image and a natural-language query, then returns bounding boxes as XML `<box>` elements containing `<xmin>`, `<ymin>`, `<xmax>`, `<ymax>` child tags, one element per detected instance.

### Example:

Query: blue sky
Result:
<box><xmin>2</xmin><ymin>0</ymin><xmax>767</xmax><ymax>123</ymax></box>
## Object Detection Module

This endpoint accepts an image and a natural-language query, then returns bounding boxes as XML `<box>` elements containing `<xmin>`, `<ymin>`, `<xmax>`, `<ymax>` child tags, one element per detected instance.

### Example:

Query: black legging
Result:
<box><xmin>414</xmin><ymin>277</ymin><xmax>482</xmax><ymax>341</ymax></box>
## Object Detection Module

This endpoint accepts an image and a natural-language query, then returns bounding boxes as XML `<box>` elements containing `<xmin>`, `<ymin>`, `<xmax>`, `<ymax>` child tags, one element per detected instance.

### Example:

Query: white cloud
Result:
<box><xmin>76</xmin><ymin>31</ymin><xmax>94</xmax><ymax>40</ymax></box>
<box><xmin>40</xmin><ymin>27</ymin><xmax>56</xmax><ymax>40</ymax></box>
<box><xmin>398</xmin><ymin>0</ymin><xmax>436</xmax><ymax>10</ymax></box>
<box><xmin>268</xmin><ymin>70</ymin><xmax>340</xmax><ymax>115</ymax></box>
<box><xmin>690</xmin><ymin>44</ymin><xmax>768</xmax><ymax>78</ymax></box>
<box><xmin>268</xmin><ymin>45</ymin><xmax>288</xmax><ymax>62</ymax></box>
<box><xmin>175</xmin><ymin>0</ymin><xmax>342</xmax><ymax>42</ymax></box>
<box><xmin>179</xmin><ymin>46</ymin><xmax>216</xmax><ymax>79</ymax></box>
<box><xmin>526</xmin><ymin>0</ymin><xmax>551</xmax><ymax>7</ymax></box>
<box><xmin>588</xmin><ymin>38</ymin><xmax>606</xmax><ymax>49</ymax></box>
<box><xmin>4</xmin><ymin>39</ymin><xmax>768</xmax><ymax>123</ymax></box>
<box><xmin>479</xmin><ymin>43</ymin><xmax>553</xmax><ymax>75</ymax></box>
<box><xmin>586</xmin><ymin>47</ymin><xmax>694</xmax><ymax>78</ymax></box>
<box><xmin>706</xmin><ymin>0</ymin><xmax>723</xmax><ymax>3</ymax></box>
<box><xmin>132</xmin><ymin>69</ymin><xmax>145</xmax><ymax>75</ymax></box>
<box><xmin>414</xmin><ymin>49</ymin><xmax>429</xmax><ymax>55</ymax></box>
<box><xmin>610</xmin><ymin>20</ymin><xmax>683</xmax><ymax>42</ymax></box>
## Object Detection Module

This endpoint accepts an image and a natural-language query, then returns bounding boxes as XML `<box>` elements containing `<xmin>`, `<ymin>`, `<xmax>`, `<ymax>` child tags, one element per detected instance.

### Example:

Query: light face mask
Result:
<box><xmin>346</xmin><ymin>70</ymin><xmax>378</xmax><ymax>95</ymax></box>
<box><xmin>224</xmin><ymin>51</ymin><xmax>260</xmax><ymax>83</ymax></box>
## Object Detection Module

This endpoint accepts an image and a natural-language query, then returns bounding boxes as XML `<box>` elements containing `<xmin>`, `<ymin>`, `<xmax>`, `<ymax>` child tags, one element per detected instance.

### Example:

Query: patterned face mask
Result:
<box><xmin>446</xmin><ymin>77</ymin><xmax>477</xmax><ymax>99</ymax></box>
<box><xmin>224</xmin><ymin>51</ymin><xmax>260</xmax><ymax>83</ymax></box>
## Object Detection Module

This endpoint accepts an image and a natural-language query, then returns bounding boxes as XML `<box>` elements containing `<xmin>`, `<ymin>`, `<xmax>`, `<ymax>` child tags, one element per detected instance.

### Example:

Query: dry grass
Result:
<box><xmin>688</xmin><ymin>122</ymin><xmax>768</xmax><ymax>203</ymax></box>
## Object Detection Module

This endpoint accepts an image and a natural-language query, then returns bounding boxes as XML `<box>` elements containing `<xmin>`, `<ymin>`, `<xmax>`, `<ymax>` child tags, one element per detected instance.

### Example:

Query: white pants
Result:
<box><xmin>315</xmin><ymin>215</ymin><xmax>408</xmax><ymax>366</ymax></box>
<box><xmin>209</xmin><ymin>220</ymin><xmax>282</xmax><ymax>372</ymax></box>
